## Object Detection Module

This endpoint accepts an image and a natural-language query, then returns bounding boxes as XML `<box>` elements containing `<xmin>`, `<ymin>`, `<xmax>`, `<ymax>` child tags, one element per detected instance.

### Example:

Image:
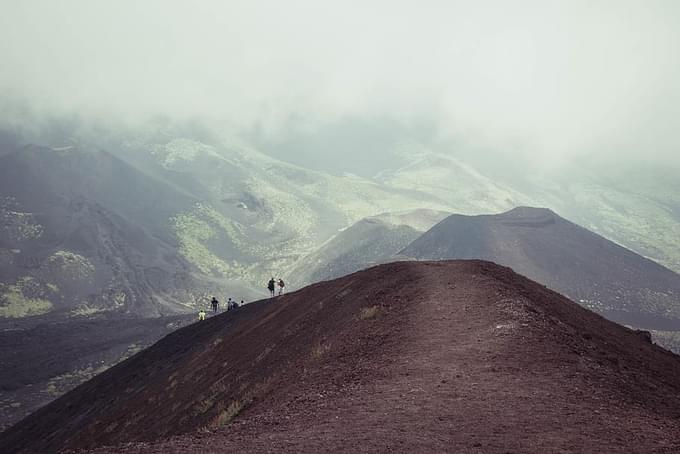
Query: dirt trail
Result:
<box><xmin>69</xmin><ymin>261</ymin><xmax>680</xmax><ymax>454</ymax></box>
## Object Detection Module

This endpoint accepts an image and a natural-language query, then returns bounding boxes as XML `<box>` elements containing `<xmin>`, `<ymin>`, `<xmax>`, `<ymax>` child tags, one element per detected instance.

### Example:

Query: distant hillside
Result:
<box><xmin>401</xmin><ymin>207</ymin><xmax>680</xmax><ymax>331</ymax></box>
<box><xmin>3</xmin><ymin>261</ymin><xmax>680</xmax><ymax>453</ymax></box>
<box><xmin>292</xmin><ymin>209</ymin><xmax>448</xmax><ymax>285</ymax></box>
<box><xmin>0</xmin><ymin>140</ymin><xmax>264</xmax><ymax>429</ymax></box>
<box><xmin>0</xmin><ymin>134</ymin><xmax>471</xmax><ymax>430</ymax></box>
<box><xmin>112</xmin><ymin>137</ymin><xmax>482</xmax><ymax>290</ymax></box>
<box><xmin>525</xmin><ymin>167</ymin><xmax>680</xmax><ymax>274</ymax></box>
<box><xmin>0</xmin><ymin>314</ymin><xmax>194</xmax><ymax>431</ymax></box>
<box><xmin>0</xmin><ymin>144</ymin><xmax>235</xmax><ymax>318</ymax></box>
<box><xmin>3</xmin><ymin>124</ymin><xmax>680</xmax><ymax>451</ymax></box>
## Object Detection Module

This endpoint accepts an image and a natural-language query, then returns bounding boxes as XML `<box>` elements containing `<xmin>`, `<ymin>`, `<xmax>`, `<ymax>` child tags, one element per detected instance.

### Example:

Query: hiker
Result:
<box><xmin>226</xmin><ymin>297</ymin><xmax>233</xmax><ymax>311</ymax></box>
<box><xmin>268</xmin><ymin>278</ymin><xmax>276</xmax><ymax>297</ymax></box>
<box><xmin>198</xmin><ymin>309</ymin><xmax>206</xmax><ymax>321</ymax></box>
<box><xmin>211</xmin><ymin>296</ymin><xmax>219</xmax><ymax>313</ymax></box>
<box><xmin>278</xmin><ymin>278</ymin><xmax>285</xmax><ymax>295</ymax></box>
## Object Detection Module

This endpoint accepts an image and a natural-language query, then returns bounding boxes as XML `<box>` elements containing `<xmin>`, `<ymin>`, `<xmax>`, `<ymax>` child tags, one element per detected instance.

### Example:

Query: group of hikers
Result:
<box><xmin>198</xmin><ymin>296</ymin><xmax>243</xmax><ymax>321</ymax></box>
<box><xmin>268</xmin><ymin>277</ymin><xmax>285</xmax><ymax>297</ymax></box>
<box><xmin>197</xmin><ymin>277</ymin><xmax>287</xmax><ymax>321</ymax></box>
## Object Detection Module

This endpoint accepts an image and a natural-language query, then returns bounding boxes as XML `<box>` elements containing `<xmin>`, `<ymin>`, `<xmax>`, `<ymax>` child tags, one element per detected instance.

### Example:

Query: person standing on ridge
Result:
<box><xmin>198</xmin><ymin>308</ymin><xmax>206</xmax><ymax>321</ymax></box>
<box><xmin>227</xmin><ymin>297</ymin><xmax>233</xmax><ymax>310</ymax></box>
<box><xmin>211</xmin><ymin>296</ymin><xmax>219</xmax><ymax>313</ymax></box>
<box><xmin>268</xmin><ymin>278</ymin><xmax>276</xmax><ymax>297</ymax></box>
<box><xmin>278</xmin><ymin>278</ymin><xmax>285</xmax><ymax>295</ymax></box>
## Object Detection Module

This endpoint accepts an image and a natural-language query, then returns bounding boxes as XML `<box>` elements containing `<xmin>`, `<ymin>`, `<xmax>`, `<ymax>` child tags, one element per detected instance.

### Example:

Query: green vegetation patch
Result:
<box><xmin>195</xmin><ymin>203</ymin><xmax>244</xmax><ymax>242</ymax></box>
<box><xmin>0</xmin><ymin>277</ymin><xmax>53</xmax><ymax>318</ymax></box>
<box><xmin>151</xmin><ymin>139</ymin><xmax>219</xmax><ymax>168</ymax></box>
<box><xmin>310</xmin><ymin>341</ymin><xmax>331</xmax><ymax>359</ymax></box>
<box><xmin>70</xmin><ymin>292</ymin><xmax>126</xmax><ymax>316</ymax></box>
<box><xmin>636</xmin><ymin>289</ymin><xmax>680</xmax><ymax>319</ymax></box>
<box><xmin>45</xmin><ymin>250</ymin><xmax>95</xmax><ymax>280</ymax></box>
<box><xmin>172</xmin><ymin>213</ymin><xmax>230</xmax><ymax>275</ymax></box>
<box><xmin>0</xmin><ymin>197</ymin><xmax>43</xmax><ymax>242</ymax></box>
<box><xmin>70</xmin><ymin>303</ymin><xmax>107</xmax><ymax>317</ymax></box>
<box><xmin>359</xmin><ymin>305</ymin><xmax>380</xmax><ymax>320</ymax></box>
<box><xmin>213</xmin><ymin>400</ymin><xmax>243</xmax><ymax>427</ymax></box>
<box><xmin>170</xmin><ymin>203</ymin><xmax>242</xmax><ymax>276</ymax></box>
<box><xmin>45</xmin><ymin>363</ymin><xmax>110</xmax><ymax>398</ymax></box>
<box><xmin>194</xmin><ymin>398</ymin><xmax>214</xmax><ymax>415</ymax></box>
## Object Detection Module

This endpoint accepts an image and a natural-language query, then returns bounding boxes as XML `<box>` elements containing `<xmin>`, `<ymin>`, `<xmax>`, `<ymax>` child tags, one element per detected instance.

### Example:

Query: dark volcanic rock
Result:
<box><xmin>0</xmin><ymin>143</ymin><xmax>242</xmax><ymax>430</ymax></box>
<box><xmin>0</xmin><ymin>144</ymin><xmax>211</xmax><ymax>317</ymax></box>
<box><xmin>292</xmin><ymin>209</ymin><xmax>448</xmax><ymax>285</ymax></box>
<box><xmin>0</xmin><ymin>314</ymin><xmax>194</xmax><ymax>431</ymax></box>
<box><xmin>3</xmin><ymin>261</ymin><xmax>680</xmax><ymax>453</ymax></box>
<box><xmin>400</xmin><ymin>207</ymin><xmax>680</xmax><ymax>331</ymax></box>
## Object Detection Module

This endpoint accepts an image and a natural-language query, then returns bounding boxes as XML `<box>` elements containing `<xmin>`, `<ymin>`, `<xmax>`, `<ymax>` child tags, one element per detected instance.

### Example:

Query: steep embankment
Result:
<box><xmin>0</xmin><ymin>314</ymin><xmax>194</xmax><ymax>431</ymax></box>
<box><xmin>3</xmin><ymin>261</ymin><xmax>680</xmax><ymax>453</ymax></box>
<box><xmin>0</xmin><ymin>142</ymin><xmax>234</xmax><ymax>428</ymax></box>
<box><xmin>401</xmin><ymin>207</ymin><xmax>680</xmax><ymax>331</ymax></box>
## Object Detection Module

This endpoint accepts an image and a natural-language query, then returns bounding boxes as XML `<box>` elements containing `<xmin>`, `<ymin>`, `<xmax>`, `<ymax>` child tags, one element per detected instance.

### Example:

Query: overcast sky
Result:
<box><xmin>1</xmin><ymin>0</ymin><xmax>679</xmax><ymax>164</ymax></box>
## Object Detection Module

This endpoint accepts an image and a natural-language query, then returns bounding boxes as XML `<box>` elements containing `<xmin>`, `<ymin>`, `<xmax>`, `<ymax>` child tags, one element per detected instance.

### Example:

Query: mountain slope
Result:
<box><xmin>3</xmin><ymin>261</ymin><xmax>680</xmax><ymax>453</ymax></box>
<box><xmin>0</xmin><ymin>141</ymin><xmax>258</xmax><ymax>429</ymax></box>
<box><xmin>114</xmin><ymin>137</ymin><xmax>467</xmax><ymax>289</ymax></box>
<box><xmin>0</xmin><ymin>314</ymin><xmax>194</xmax><ymax>431</ymax></box>
<box><xmin>0</xmin><ymin>144</ymin><xmax>228</xmax><ymax>318</ymax></box>
<box><xmin>291</xmin><ymin>209</ymin><xmax>449</xmax><ymax>285</ymax></box>
<box><xmin>375</xmin><ymin>151</ymin><xmax>530</xmax><ymax>214</ymax></box>
<box><xmin>526</xmin><ymin>166</ymin><xmax>680</xmax><ymax>274</ymax></box>
<box><xmin>400</xmin><ymin>207</ymin><xmax>680</xmax><ymax>331</ymax></box>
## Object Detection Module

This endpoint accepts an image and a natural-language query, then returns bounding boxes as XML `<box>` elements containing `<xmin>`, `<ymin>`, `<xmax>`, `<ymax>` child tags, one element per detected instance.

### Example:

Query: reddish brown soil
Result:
<box><xmin>3</xmin><ymin>261</ymin><xmax>680</xmax><ymax>453</ymax></box>
<box><xmin>0</xmin><ymin>314</ymin><xmax>194</xmax><ymax>431</ymax></box>
<box><xmin>400</xmin><ymin>207</ymin><xmax>680</xmax><ymax>332</ymax></box>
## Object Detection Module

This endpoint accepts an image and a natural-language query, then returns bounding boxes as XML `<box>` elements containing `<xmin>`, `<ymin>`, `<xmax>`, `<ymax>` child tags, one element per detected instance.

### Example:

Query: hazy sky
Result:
<box><xmin>1</xmin><ymin>0</ymin><xmax>679</xmax><ymax>164</ymax></box>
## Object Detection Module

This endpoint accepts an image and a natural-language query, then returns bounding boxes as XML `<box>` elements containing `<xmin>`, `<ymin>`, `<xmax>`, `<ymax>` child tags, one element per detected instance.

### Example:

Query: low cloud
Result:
<box><xmin>1</xmin><ymin>0</ymin><xmax>679</xmax><ymax>166</ymax></box>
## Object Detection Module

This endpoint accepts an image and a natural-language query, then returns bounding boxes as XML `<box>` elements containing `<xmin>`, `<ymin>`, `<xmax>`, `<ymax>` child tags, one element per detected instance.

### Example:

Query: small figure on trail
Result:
<box><xmin>211</xmin><ymin>297</ymin><xmax>219</xmax><ymax>313</ymax></box>
<box><xmin>227</xmin><ymin>297</ymin><xmax>234</xmax><ymax>311</ymax></box>
<box><xmin>278</xmin><ymin>279</ymin><xmax>285</xmax><ymax>295</ymax></box>
<box><xmin>198</xmin><ymin>309</ymin><xmax>206</xmax><ymax>321</ymax></box>
<box><xmin>268</xmin><ymin>278</ymin><xmax>276</xmax><ymax>297</ymax></box>
<box><xmin>240</xmin><ymin>300</ymin><xmax>244</xmax><ymax>307</ymax></box>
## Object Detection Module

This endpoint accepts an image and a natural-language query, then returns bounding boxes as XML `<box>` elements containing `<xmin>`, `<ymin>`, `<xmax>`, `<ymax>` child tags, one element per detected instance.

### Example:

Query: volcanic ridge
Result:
<box><xmin>400</xmin><ymin>207</ymin><xmax>680</xmax><ymax>332</ymax></box>
<box><xmin>2</xmin><ymin>261</ymin><xmax>680</xmax><ymax>453</ymax></box>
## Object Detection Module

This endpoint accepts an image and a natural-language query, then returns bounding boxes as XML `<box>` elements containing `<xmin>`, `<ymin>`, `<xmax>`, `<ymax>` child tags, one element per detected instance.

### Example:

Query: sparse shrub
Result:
<box><xmin>359</xmin><ymin>305</ymin><xmax>379</xmax><ymax>320</ymax></box>
<box><xmin>311</xmin><ymin>342</ymin><xmax>331</xmax><ymax>359</ymax></box>
<box><xmin>46</xmin><ymin>383</ymin><xmax>59</xmax><ymax>397</ymax></box>
<box><xmin>104</xmin><ymin>421</ymin><xmax>118</xmax><ymax>433</ymax></box>
<box><xmin>0</xmin><ymin>278</ymin><xmax>53</xmax><ymax>318</ymax></box>
<box><xmin>194</xmin><ymin>397</ymin><xmax>214</xmax><ymax>415</ymax></box>
<box><xmin>213</xmin><ymin>400</ymin><xmax>243</xmax><ymax>427</ymax></box>
<box><xmin>255</xmin><ymin>345</ymin><xmax>273</xmax><ymax>363</ymax></box>
<box><xmin>46</xmin><ymin>250</ymin><xmax>95</xmax><ymax>279</ymax></box>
